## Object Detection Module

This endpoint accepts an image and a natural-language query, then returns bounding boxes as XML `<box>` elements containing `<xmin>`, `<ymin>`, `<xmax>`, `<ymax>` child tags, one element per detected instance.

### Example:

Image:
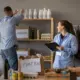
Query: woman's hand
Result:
<box><xmin>56</xmin><ymin>46</ymin><xmax>64</xmax><ymax>50</ymax></box>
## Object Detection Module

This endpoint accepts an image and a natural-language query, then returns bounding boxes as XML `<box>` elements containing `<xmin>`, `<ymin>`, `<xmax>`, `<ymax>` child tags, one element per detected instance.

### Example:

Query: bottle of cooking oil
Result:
<box><xmin>18</xmin><ymin>72</ymin><xmax>23</xmax><ymax>80</ymax></box>
<box><xmin>12</xmin><ymin>72</ymin><xmax>18</xmax><ymax>80</ymax></box>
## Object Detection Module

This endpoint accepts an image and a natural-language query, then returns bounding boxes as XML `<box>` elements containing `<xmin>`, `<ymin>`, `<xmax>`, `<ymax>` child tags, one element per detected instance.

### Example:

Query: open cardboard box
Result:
<box><xmin>18</xmin><ymin>56</ymin><xmax>44</xmax><ymax>78</ymax></box>
<box><xmin>17</xmin><ymin>48</ymin><xmax>31</xmax><ymax>59</ymax></box>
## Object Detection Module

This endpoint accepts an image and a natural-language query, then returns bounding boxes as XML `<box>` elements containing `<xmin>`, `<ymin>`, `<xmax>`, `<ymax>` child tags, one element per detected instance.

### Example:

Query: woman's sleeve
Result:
<box><xmin>63</xmin><ymin>36</ymin><xmax>78</xmax><ymax>56</ymax></box>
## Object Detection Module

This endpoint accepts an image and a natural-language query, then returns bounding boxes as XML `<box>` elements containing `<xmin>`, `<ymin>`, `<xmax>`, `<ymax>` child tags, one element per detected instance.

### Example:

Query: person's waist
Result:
<box><xmin>0</xmin><ymin>40</ymin><xmax>17</xmax><ymax>50</ymax></box>
<box><xmin>0</xmin><ymin>44</ymin><xmax>17</xmax><ymax>50</ymax></box>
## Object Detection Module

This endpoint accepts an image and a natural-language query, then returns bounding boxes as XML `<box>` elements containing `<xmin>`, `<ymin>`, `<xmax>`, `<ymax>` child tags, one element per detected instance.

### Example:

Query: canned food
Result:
<box><xmin>18</xmin><ymin>72</ymin><xmax>23</xmax><ymax>80</ymax></box>
<box><xmin>12</xmin><ymin>72</ymin><xmax>18</xmax><ymax>80</ymax></box>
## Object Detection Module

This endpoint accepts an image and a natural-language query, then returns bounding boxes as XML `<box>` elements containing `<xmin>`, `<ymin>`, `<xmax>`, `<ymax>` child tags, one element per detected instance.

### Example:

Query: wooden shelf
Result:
<box><xmin>23</xmin><ymin>18</ymin><xmax>53</xmax><ymax>21</ymax></box>
<box><xmin>17</xmin><ymin>49</ymin><xmax>28</xmax><ymax>51</ymax></box>
<box><xmin>17</xmin><ymin>39</ymin><xmax>52</xmax><ymax>42</ymax></box>
<box><xmin>17</xmin><ymin>17</ymin><xmax>54</xmax><ymax>69</ymax></box>
<box><xmin>44</xmin><ymin>60</ymin><xmax>51</xmax><ymax>62</ymax></box>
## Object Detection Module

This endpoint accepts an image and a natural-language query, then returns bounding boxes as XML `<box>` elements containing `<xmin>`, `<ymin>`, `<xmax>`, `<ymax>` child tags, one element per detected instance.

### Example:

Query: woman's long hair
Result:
<box><xmin>59</xmin><ymin>20</ymin><xmax>75</xmax><ymax>35</ymax></box>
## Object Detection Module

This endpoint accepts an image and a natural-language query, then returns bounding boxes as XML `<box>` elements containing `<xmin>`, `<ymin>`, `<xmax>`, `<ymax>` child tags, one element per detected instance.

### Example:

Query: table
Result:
<box><xmin>45</xmin><ymin>72</ymin><xmax>77</xmax><ymax>80</ymax></box>
<box><xmin>24</xmin><ymin>76</ymin><xmax>44</xmax><ymax>80</ymax></box>
<box><xmin>0</xmin><ymin>76</ymin><xmax>70</xmax><ymax>80</ymax></box>
<box><xmin>0</xmin><ymin>76</ymin><xmax>44</xmax><ymax>80</ymax></box>
<box><xmin>0</xmin><ymin>72</ymin><xmax>77</xmax><ymax>80</ymax></box>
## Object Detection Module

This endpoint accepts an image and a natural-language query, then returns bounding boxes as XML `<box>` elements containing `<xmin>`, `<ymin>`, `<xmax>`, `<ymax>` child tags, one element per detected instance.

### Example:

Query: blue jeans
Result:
<box><xmin>1</xmin><ymin>46</ymin><xmax>18</xmax><ymax>70</ymax></box>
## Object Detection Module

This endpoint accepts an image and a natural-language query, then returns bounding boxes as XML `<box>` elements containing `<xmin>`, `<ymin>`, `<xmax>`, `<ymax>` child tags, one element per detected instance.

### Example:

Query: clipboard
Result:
<box><xmin>45</xmin><ymin>42</ymin><xmax>59</xmax><ymax>51</ymax></box>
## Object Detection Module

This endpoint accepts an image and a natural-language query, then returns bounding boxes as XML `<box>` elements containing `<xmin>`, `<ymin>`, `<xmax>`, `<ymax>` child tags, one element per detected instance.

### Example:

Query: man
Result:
<box><xmin>0</xmin><ymin>6</ymin><xmax>24</xmax><ymax>70</ymax></box>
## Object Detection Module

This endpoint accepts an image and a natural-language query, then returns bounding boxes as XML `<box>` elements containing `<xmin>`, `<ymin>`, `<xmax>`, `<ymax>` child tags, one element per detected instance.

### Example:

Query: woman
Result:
<box><xmin>53</xmin><ymin>20</ymin><xmax>78</xmax><ymax>69</ymax></box>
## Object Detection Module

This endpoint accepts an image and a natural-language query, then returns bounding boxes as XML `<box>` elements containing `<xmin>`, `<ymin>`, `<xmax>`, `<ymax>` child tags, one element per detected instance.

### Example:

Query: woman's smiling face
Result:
<box><xmin>57</xmin><ymin>22</ymin><xmax>64</xmax><ymax>33</ymax></box>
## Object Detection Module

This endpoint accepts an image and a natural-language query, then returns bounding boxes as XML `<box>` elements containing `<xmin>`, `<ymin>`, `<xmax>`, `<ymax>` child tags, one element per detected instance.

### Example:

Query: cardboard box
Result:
<box><xmin>18</xmin><ymin>56</ymin><xmax>44</xmax><ymax>76</ymax></box>
<box><xmin>16</xmin><ymin>26</ymin><xmax>30</xmax><ymax>39</ymax></box>
<box><xmin>17</xmin><ymin>49</ymin><xmax>30</xmax><ymax>59</ymax></box>
<box><xmin>16</xmin><ymin>26</ymin><xmax>38</xmax><ymax>39</ymax></box>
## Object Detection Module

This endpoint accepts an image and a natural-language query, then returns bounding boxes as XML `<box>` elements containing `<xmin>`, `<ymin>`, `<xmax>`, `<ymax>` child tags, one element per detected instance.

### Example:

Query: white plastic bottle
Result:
<box><xmin>47</xmin><ymin>9</ymin><xmax>51</xmax><ymax>19</ymax></box>
<box><xmin>24</xmin><ymin>9</ymin><xmax>28</xmax><ymax>19</ymax></box>
<box><xmin>38</xmin><ymin>9</ymin><xmax>43</xmax><ymax>19</ymax></box>
<box><xmin>33</xmin><ymin>9</ymin><xmax>37</xmax><ymax>19</ymax></box>
<box><xmin>29</xmin><ymin>9</ymin><xmax>32</xmax><ymax>19</ymax></box>
<box><xmin>43</xmin><ymin>8</ymin><xmax>47</xmax><ymax>19</ymax></box>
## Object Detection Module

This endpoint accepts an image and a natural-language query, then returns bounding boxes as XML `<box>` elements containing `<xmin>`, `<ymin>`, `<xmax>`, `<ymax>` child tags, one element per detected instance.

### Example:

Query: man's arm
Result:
<box><xmin>14</xmin><ymin>9</ymin><xmax>24</xmax><ymax>24</ymax></box>
<box><xmin>0</xmin><ymin>18</ymin><xmax>3</xmax><ymax>22</ymax></box>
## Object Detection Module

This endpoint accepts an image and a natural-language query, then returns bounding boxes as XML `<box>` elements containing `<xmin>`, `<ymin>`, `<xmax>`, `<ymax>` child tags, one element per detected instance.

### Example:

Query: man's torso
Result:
<box><xmin>0</xmin><ymin>16</ymin><xmax>17</xmax><ymax>50</ymax></box>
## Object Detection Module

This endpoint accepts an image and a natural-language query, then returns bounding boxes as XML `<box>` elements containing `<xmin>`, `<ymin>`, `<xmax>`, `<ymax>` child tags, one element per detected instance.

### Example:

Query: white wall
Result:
<box><xmin>0</xmin><ymin>0</ymin><xmax>80</xmax><ymax>24</ymax></box>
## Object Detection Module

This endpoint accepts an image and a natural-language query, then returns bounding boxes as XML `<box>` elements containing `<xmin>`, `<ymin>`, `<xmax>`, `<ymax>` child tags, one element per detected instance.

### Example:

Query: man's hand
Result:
<box><xmin>56</xmin><ymin>46</ymin><xmax>64</xmax><ymax>50</ymax></box>
<box><xmin>13</xmin><ymin>10</ymin><xmax>19</xmax><ymax>15</ymax></box>
<box><xmin>13</xmin><ymin>9</ymin><xmax>25</xmax><ymax>15</ymax></box>
<box><xmin>20</xmin><ymin>9</ymin><xmax>25</xmax><ymax>14</ymax></box>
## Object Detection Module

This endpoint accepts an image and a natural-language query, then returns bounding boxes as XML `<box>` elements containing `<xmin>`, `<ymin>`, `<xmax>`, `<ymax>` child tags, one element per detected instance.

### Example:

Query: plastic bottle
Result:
<box><xmin>43</xmin><ymin>8</ymin><xmax>47</xmax><ymax>19</ymax></box>
<box><xmin>47</xmin><ymin>9</ymin><xmax>51</xmax><ymax>19</ymax></box>
<box><xmin>33</xmin><ymin>9</ymin><xmax>37</xmax><ymax>19</ymax></box>
<box><xmin>24</xmin><ymin>9</ymin><xmax>28</xmax><ymax>19</ymax></box>
<box><xmin>38</xmin><ymin>9</ymin><xmax>43</xmax><ymax>19</ymax></box>
<box><xmin>29</xmin><ymin>9</ymin><xmax>32</xmax><ymax>19</ymax></box>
